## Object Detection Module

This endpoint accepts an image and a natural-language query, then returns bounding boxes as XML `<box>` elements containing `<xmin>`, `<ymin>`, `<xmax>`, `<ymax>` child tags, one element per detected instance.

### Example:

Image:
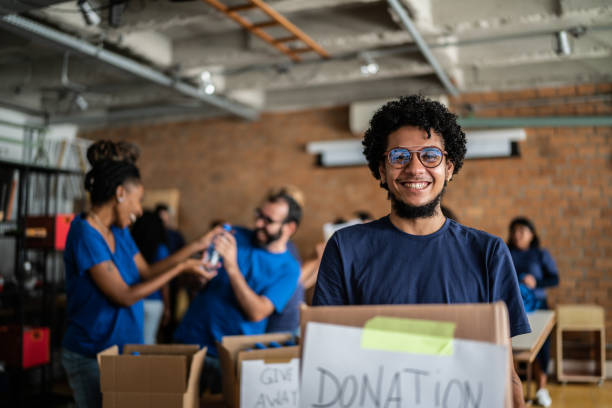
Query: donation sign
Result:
<box><xmin>241</xmin><ymin>358</ymin><xmax>300</xmax><ymax>408</ymax></box>
<box><xmin>300</xmin><ymin>321</ymin><xmax>508</xmax><ymax>408</ymax></box>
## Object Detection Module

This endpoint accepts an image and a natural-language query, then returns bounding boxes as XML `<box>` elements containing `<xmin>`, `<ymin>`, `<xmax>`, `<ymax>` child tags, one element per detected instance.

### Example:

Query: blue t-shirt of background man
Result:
<box><xmin>313</xmin><ymin>217</ymin><xmax>531</xmax><ymax>338</ymax></box>
<box><xmin>62</xmin><ymin>214</ymin><xmax>143</xmax><ymax>357</ymax></box>
<box><xmin>173</xmin><ymin>227</ymin><xmax>300</xmax><ymax>356</ymax></box>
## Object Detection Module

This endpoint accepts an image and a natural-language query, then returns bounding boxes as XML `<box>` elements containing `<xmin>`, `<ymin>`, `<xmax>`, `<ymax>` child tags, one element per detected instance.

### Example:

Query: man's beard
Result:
<box><xmin>253</xmin><ymin>227</ymin><xmax>283</xmax><ymax>247</ymax></box>
<box><xmin>389</xmin><ymin>181</ymin><xmax>447</xmax><ymax>220</ymax></box>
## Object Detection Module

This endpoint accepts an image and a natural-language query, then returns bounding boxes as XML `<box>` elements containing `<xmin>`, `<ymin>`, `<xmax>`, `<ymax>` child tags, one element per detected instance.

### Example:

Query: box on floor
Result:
<box><xmin>97</xmin><ymin>344</ymin><xmax>205</xmax><ymax>408</ymax></box>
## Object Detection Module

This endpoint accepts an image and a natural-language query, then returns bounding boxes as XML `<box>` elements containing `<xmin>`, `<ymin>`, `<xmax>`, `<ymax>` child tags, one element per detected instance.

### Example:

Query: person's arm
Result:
<box><xmin>511</xmin><ymin>353</ymin><xmax>526</xmax><ymax>408</ymax></box>
<box><xmin>213</xmin><ymin>230</ymin><xmax>275</xmax><ymax>322</ymax></box>
<box><xmin>135</xmin><ymin>227</ymin><xmax>221</xmax><ymax>281</ymax></box>
<box><xmin>538</xmin><ymin>249</ymin><xmax>559</xmax><ymax>288</ymax></box>
<box><xmin>312</xmin><ymin>235</ymin><xmax>348</xmax><ymax>306</ymax></box>
<box><xmin>89</xmin><ymin>258</ymin><xmax>216</xmax><ymax>307</ymax></box>
<box><xmin>299</xmin><ymin>242</ymin><xmax>325</xmax><ymax>289</ymax></box>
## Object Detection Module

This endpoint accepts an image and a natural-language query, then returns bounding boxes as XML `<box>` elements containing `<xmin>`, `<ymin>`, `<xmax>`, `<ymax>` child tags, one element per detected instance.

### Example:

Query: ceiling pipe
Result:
<box><xmin>0</xmin><ymin>14</ymin><xmax>259</xmax><ymax>121</ymax></box>
<box><xmin>386</xmin><ymin>0</ymin><xmax>459</xmax><ymax>97</ymax></box>
<box><xmin>459</xmin><ymin>116</ymin><xmax>612</xmax><ymax>128</ymax></box>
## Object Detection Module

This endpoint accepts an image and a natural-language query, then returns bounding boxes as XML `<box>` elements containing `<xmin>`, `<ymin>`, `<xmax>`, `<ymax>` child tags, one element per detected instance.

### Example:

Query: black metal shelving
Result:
<box><xmin>0</xmin><ymin>158</ymin><xmax>83</xmax><ymax>407</ymax></box>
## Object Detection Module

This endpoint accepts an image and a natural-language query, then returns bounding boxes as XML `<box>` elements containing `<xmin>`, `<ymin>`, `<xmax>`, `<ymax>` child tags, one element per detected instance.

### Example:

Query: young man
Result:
<box><xmin>312</xmin><ymin>95</ymin><xmax>530</xmax><ymax>407</ymax></box>
<box><xmin>174</xmin><ymin>188</ymin><xmax>302</xmax><ymax>393</ymax></box>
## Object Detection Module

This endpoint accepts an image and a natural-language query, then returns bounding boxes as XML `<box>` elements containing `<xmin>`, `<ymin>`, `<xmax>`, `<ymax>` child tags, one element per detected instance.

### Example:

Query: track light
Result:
<box><xmin>78</xmin><ymin>0</ymin><xmax>101</xmax><ymax>26</ymax></box>
<box><xmin>360</xmin><ymin>53</ymin><xmax>379</xmax><ymax>76</ymax></box>
<box><xmin>74</xmin><ymin>94</ymin><xmax>89</xmax><ymax>111</ymax></box>
<box><xmin>556</xmin><ymin>30</ymin><xmax>571</xmax><ymax>56</ymax></box>
<box><xmin>199</xmin><ymin>70</ymin><xmax>216</xmax><ymax>95</ymax></box>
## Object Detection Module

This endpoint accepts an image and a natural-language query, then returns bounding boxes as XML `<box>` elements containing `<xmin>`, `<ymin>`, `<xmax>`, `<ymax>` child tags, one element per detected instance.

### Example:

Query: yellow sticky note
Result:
<box><xmin>361</xmin><ymin>316</ymin><xmax>456</xmax><ymax>356</ymax></box>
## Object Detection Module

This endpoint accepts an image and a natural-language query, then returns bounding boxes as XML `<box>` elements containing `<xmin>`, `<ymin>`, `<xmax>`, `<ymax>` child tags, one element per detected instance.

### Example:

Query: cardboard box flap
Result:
<box><xmin>124</xmin><ymin>344</ymin><xmax>199</xmax><ymax>355</ymax></box>
<box><xmin>220</xmin><ymin>332</ymin><xmax>293</xmax><ymax>360</ymax></box>
<box><xmin>100</xmin><ymin>354</ymin><xmax>188</xmax><ymax>394</ymax></box>
<box><xmin>97</xmin><ymin>345</ymin><xmax>118</xmax><ymax>368</ymax></box>
<box><xmin>300</xmin><ymin>301</ymin><xmax>510</xmax><ymax>346</ymax></box>
<box><xmin>104</xmin><ymin>391</ymin><xmax>183</xmax><ymax>408</ymax></box>
<box><xmin>183</xmin><ymin>347</ymin><xmax>206</xmax><ymax>408</ymax></box>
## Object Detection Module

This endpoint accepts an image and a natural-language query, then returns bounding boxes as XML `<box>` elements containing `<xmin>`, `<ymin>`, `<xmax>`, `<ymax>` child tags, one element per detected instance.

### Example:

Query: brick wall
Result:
<box><xmin>81</xmin><ymin>83</ymin><xmax>612</xmax><ymax>356</ymax></box>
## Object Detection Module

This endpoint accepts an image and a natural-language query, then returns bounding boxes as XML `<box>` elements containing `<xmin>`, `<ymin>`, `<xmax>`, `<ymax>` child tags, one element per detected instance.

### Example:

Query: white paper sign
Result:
<box><xmin>300</xmin><ymin>322</ymin><xmax>508</xmax><ymax>408</ymax></box>
<box><xmin>241</xmin><ymin>358</ymin><xmax>300</xmax><ymax>408</ymax></box>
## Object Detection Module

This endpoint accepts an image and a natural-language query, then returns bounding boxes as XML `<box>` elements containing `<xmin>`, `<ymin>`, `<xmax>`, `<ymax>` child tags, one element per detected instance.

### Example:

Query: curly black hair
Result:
<box><xmin>84</xmin><ymin>140</ymin><xmax>141</xmax><ymax>206</ymax></box>
<box><xmin>362</xmin><ymin>95</ymin><xmax>467</xmax><ymax>182</ymax></box>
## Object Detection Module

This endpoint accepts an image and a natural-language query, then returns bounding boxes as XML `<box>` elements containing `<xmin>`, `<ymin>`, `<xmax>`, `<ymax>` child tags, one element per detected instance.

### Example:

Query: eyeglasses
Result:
<box><xmin>385</xmin><ymin>146</ymin><xmax>446</xmax><ymax>169</ymax></box>
<box><xmin>254</xmin><ymin>208</ymin><xmax>285</xmax><ymax>226</ymax></box>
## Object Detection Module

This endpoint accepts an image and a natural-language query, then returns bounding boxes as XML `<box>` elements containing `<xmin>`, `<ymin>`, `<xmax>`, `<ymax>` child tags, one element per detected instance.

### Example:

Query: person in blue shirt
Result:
<box><xmin>508</xmin><ymin>216</ymin><xmax>559</xmax><ymax>408</ymax></box>
<box><xmin>312</xmin><ymin>95</ymin><xmax>530</xmax><ymax>408</ymax></box>
<box><xmin>62</xmin><ymin>140</ymin><xmax>216</xmax><ymax>408</ymax></box>
<box><xmin>130</xmin><ymin>210</ymin><xmax>172</xmax><ymax>344</ymax></box>
<box><xmin>174</xmin><ymin>187</ymin><xmax>302</xmax><ymax>394</ymax></box>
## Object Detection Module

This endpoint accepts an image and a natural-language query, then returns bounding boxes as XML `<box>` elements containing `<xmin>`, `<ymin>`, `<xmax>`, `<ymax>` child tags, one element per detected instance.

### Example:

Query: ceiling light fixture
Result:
<box><xmin>74</xmin><ymin>94</ymin><xmax>89</xmax><ymax>111</ymax></box>
<box><xmin>359</xmin><ymin>53</ymin><xmax>379</xmax><ymax>76</ymax></box>
<box><xmin>199</xmin><ymin>70</ymin><xmax>215</xmax><ymax>95</ymax></box>
<box><xmin>78</xmin><ymin>0</ymin><xmax>101</xmax><ymax>26</ymax></box>
<box><xmin>556</xmin><ymin>30</ymin><xmax>571</xmax><ymax>56</ymax></box>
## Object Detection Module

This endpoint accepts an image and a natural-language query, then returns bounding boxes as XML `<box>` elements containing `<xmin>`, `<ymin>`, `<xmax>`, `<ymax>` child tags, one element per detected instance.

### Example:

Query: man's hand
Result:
<box><xmin>212</xmin><ymin>230</ymin><xmax>239</xmax><ymax>273</ymax></box>
<box><xmin>521</xmin><ymin>274</ymin><xmax>537</xmax><ymax>289</ymax></box>
<box><xmin>192</xmin><ymin>225</ymin><xmax>226</xmax><ymax>252</ymax></box>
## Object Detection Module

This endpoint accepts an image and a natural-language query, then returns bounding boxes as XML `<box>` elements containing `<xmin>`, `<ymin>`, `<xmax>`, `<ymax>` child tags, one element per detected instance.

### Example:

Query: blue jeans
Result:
<box><xmin>62</xmin><ymin>348</ymin><xmax>101</xmax><ymax>408</ymax></box>
<box><xmin>143</xmin><ymin>299</ymin><xmax>164</xmax><ymax>345</ymax></box>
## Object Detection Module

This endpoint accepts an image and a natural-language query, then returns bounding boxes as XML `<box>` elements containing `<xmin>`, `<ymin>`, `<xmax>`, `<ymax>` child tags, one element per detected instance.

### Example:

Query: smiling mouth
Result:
<box><xmin>399</xmin><ymin>181</ymin><xmax>431</xmax><ymax>190</ymax></box>
<box><xmin>129</xmin><ymin>213</ymin><xmax>137</xmax><ymax>223</ymax></box>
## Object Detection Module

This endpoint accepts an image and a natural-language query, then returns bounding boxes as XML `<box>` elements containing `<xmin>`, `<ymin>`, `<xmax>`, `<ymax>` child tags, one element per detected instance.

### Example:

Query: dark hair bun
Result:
<box><xmin>87</xmin><ymin>140</ymin><xmax>140</xmax><ymax>166</ymax></box>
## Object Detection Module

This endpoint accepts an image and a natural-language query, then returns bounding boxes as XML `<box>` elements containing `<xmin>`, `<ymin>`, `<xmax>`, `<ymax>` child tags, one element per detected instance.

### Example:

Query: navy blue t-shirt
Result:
<box><xmin>266</xmin><ymin>240</ymin><xmax>303</xmax><ymax>333</ymax></box>
<box><xmin>510</xmin><ymin>247</ymin><xmax>559</xmax><ymax>305</ymax></box>
<box><xmin>313</xmin><ymin>216</ymin><xmax>531</xmax><ymax>338</ymax></box>
<box><xmin>63</xmin><ymin>214</ymin><xmax>144</xmax><ymax>357</ymax></box>
<box><xmin>174</xmin><ymin>227</ymin><xmax>300</xmax><ymax>356</ymax></box>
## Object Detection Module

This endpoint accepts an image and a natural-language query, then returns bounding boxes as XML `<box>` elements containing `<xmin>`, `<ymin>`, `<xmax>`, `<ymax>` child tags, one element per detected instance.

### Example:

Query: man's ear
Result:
<box><xmin>378</xmin><ymin>161</ymin><xmax>386</xmax><ymax>180</ymax></box>
<box><xmin>446</xmin><ymin>160</ymin><xmax>454</xmax><ymax>182</ymax></box>
<box><xmin>283</xmin><ymin>221</ymin><xmax>297</xmax><ymax>237</ymax></box>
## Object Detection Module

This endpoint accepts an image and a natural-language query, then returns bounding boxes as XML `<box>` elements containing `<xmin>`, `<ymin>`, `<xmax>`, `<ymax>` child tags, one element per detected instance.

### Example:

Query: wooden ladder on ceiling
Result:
<box><xmin>200</xmin><ymin>0</ymin><xmax>330</xmax><ymax>62</ymax></box>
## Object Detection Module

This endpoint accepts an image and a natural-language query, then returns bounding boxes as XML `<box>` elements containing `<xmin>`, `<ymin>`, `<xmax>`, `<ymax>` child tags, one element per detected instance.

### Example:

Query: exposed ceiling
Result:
<box><xmin>0</xmin><ymin>0</ymin><xmax>611</xmax><ymax>126</ymax></box>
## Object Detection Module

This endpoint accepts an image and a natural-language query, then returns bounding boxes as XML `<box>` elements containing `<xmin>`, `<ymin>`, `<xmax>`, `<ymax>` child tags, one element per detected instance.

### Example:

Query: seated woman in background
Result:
<box><xmin>62</xmin><ymin>140</ymin><xmax>216</xmax><ymax>408</ymax></box>
<box><xmin>507</xmin><ymin>216</ymin><xmax>560</xmax><ymax>408</ymax></box>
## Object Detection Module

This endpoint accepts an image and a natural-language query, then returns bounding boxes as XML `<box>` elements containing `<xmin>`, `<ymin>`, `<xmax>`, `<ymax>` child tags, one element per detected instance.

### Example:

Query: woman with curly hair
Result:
<box><xmin>62</xmin><ymin>140</ymin><xmax>217</xmax><ymax>408</ymax></box>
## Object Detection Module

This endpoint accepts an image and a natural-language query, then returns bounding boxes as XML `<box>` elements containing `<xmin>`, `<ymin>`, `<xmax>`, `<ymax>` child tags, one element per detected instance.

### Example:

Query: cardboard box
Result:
<box><xmin>97</xmin><ymin>344</ymin><xmax>206</xmax><ymax>408</ymax></box>
<box><xmin>0</xmin><ymin>325</ymin><xmax>50</xmax><ymax>368</ymax></box>
<box><xmin>218</xmin><ymin>333</ymin><xmax>299</xmax><ymax>408</ymax></box>
<box><xmin>300</xmin><ymin>302</ymin><xmax>514</xmax><ymax>408</ymax></box>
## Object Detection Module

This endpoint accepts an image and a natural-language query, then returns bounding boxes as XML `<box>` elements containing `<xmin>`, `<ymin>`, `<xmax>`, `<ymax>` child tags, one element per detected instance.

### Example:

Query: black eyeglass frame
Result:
<box><xmin>254</xmin><ymin>208</ymin><xmax>287</xmax><ymax>226</ymax></box>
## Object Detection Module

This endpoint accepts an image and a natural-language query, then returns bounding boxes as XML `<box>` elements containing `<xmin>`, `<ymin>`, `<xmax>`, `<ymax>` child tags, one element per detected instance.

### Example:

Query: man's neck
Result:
<box><xmin>389</xmin><ymin>207</ymin><xmax>447</xmax><ymax>236</ymax></box>
<box><xmin>264</xmin><ymin>239</ymin><xmax>288</xmax><ymax>254</ymax></box>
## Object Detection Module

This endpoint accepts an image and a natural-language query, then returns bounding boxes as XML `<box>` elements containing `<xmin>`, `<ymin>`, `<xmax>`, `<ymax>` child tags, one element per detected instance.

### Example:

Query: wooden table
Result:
<box><xmin>512</xmin><ymin>310</ymin><xmax>556</xmax><ymax>402</ymax></box>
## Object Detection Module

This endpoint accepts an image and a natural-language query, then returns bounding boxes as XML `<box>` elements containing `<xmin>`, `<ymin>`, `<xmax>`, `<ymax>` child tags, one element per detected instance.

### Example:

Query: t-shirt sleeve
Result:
<box><xmin>489</xmin><ymin>238</ymin><xmax>531</xmax><ymax>337</ymax></box>
<box><xmin>72</xmin><ymin>225</ymin><xmax>111</xmax><ymax>274</ymax></box>
<box><xmin>260</xmin><ymin>260</ymin><xmax>300</xmax><ymax>313</ymax></box>
<box><xmin>539</xmin><ymin>249</ymin><xmax>560</xmax><ymax>288</ymax></box>
<box><xmin>312</xmin><ymin>234</ymin><xmax>348</xmax><ymax>306</ymax></box>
